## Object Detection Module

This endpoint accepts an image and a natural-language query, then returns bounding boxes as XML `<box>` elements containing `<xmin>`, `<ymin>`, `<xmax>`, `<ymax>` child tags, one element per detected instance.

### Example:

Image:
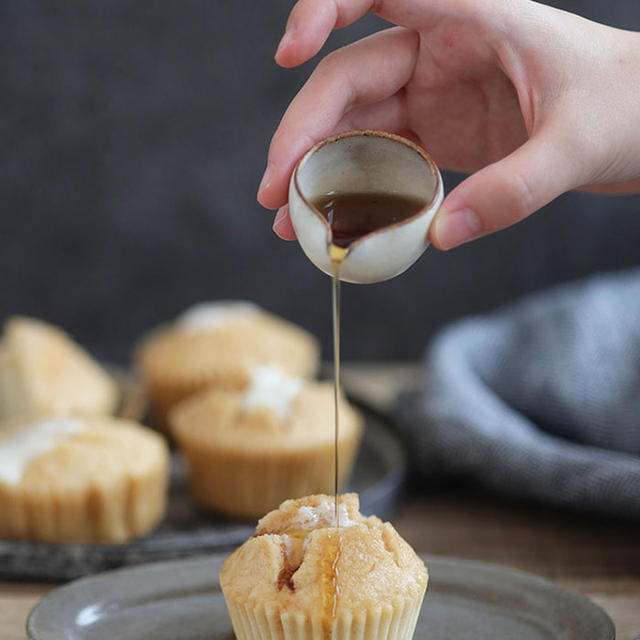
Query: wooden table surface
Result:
<box><xmin>1</xmin><ymin>364</ymin><xmax>639</xmax><ymax>639</ymax></box>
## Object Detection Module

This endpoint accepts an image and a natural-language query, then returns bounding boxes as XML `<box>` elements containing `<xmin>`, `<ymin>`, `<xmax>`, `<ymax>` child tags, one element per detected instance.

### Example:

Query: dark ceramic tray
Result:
<box><xmin>0</xmin><ymin>402</ymin><xmax>406</xmax><ymax>581</ymax></box>
<box><xmin>27</xmin><ymin>553</ymin><xmax>615</xmax><ymax>639</ymax></box>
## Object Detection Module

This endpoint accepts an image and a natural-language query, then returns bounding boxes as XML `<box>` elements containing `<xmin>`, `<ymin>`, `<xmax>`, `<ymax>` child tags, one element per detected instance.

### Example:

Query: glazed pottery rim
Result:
<box><xmin>292</xmin><ymin>129</ymin><xmax>442</xmax><ymax>254</ymax></box>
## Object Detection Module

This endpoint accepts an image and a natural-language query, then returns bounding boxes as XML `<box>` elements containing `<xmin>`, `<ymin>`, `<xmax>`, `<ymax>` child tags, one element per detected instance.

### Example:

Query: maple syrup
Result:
<box><xmin>311</xmin><ymin>191</ymin><xmax>426</xmax><ymax>638</ymax></box>
<box><xmin>313</xmin><ymin>191</ymin><xmax>427</xmax><ymax>522</ymax></box>
<box><xmin>312</xmin><ymin>192</ymin><xmax>427</xmax><ymax>248</ymax></box>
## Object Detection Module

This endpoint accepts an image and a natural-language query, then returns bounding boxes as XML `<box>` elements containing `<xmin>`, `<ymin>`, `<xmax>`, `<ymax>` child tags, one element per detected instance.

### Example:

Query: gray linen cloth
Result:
<box><xmin>395</xmin><ymin>269</ymin><xmax>640</xmax><ymax>518</ymax></box>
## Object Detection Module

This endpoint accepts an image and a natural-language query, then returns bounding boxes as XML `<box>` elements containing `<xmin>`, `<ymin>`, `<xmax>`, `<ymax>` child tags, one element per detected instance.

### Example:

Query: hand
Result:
<box><xmin>257</xmin><ymin>0</ymin><xmax>640</xmax><ymax>249</ymax></box>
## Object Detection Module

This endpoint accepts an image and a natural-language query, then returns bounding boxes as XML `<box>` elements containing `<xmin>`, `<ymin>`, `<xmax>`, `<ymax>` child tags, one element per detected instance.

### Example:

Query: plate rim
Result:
<box><xmin>26</xmin><ymin>552</ymin><xmax>615</xmax><ymax>640</ymax></box>
<box><xmin>423</xmin><ymin>553</ymin><xmax>615</xmax><ymax>638</ymax></box>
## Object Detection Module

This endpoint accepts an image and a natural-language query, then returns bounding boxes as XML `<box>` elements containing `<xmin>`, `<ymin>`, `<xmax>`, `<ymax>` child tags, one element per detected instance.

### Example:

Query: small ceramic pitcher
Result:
<box><xmin>288</xmin><ymin>130</ymin><xmax>443</xmax><ymax>284</ymax></box>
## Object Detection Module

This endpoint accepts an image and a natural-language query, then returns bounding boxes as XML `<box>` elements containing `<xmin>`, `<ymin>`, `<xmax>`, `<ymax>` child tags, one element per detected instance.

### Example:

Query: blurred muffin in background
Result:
<box><xmin>0</xmin><ymin>415</ymin><xmax>169</xmax><ymax>544</ymax></box>
<box><xmin>0</xmin><ymin>316</ymin><xmax>118</xmax><ymax>422</ymax></box>
<box><xmin>135</xmin><ymin>301</ymin><xmax>320</xmax><ymax>431</ymax></box>
<box><xmin>169</xmin><ymin>365</ymin><xmax>362</xmax><ymax>518</ymax></box>
<box><xmin>220</xmin><ymin>493</ymin><xmax>428</xmax><ymax>640</ymax></box>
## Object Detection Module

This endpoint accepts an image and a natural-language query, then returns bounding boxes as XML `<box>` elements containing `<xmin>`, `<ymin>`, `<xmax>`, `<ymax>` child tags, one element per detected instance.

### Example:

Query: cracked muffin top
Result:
<box><xmin>220</xmin><ymin>493</ymin><xmax>428</xmax><ymax>614</ymax></box>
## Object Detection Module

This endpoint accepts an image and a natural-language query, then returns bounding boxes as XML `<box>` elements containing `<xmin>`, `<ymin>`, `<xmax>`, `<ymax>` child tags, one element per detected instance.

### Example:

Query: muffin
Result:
<box><xmin>169</xmin><ymin>365</ymin><xmax>362</xmax><ymax>517</ymax></box>
<box><xmin>0</xmin><ymin>316</ymin><xmax>118</xmax><ymax>421</ymax></box>
<box><xmin>135</xmin><ymin>301</ymin><xmax>320</xmax><ymax>430</ymax></box>
<box><xmin>220</xmin><ymin>493</ymin><xmax>428</xmax><ymax>640</ymax></box>
<box><xmin>0</xmin><ymin>415</ymin><xmax>169</xmax><ymax>543</ymax></box>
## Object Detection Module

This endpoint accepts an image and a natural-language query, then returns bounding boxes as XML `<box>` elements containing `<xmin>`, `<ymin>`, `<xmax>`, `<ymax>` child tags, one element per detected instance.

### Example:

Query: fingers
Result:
<box><xmin>431</xmin><ymin>133</ymin><xmax>582</xmax><ymax>250</ymax></box>
<box><xmin>259</xmin><ymin>27</ymin><xmax>419</xmax><ymax>210</ymax></box>
<box><xmin>275</xmin><ymin>0</ymin><xmax>373</xmax><ymax>68</ymax></box>
<box><xmin>275</xmin><ymin>0</ymin><xmax>502</xmax><ymax>67</ymax></box>
<box><xmin>334</xmin><ymin>91</ymin><xmax>409</xmax><ymax>136</ymax></box>
<box><xmin>272</xmin><ymin>205</ymin><xmax>297</xmax><ymax>241</ymax></box>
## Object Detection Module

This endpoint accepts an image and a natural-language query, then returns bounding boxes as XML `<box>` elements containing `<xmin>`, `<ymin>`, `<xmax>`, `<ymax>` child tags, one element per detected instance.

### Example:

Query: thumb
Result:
<box><xmin>430</xmin><ymin>134</ymin><xmax>580</xmax><ymax>250</ymax></box>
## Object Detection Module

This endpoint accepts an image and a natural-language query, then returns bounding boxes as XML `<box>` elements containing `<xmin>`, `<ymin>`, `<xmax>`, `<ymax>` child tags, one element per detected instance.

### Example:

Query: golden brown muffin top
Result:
<box><xmin>0</xmin><ymin>415</ymin><xmax>168</xmax><ymax>492</ymax></box>
<box><xmin>0</xmin><ymin>316</ymin><xmax>118</xmax><ymax>420</ymax></box>
<box><xmin>135</xmin><ymin>302</ymin><xmax>320</xmax><ymax>385</ymax></box>
<box><xmin>220</xmin><ymin>494</ymin><xmax>428</xmax><ymax>614</ymax></box>
<box><xmin>169</xmin><ymin>371</ymin><xmax>362</xmax><ymax>453</ymax></box>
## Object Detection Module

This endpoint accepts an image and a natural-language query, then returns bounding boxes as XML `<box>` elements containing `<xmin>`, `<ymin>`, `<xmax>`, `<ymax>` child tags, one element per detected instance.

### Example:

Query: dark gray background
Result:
<box><xmin>1</xmin><ymin>1</ymin><xmax>639</xmax><ymax>362</ymax></box>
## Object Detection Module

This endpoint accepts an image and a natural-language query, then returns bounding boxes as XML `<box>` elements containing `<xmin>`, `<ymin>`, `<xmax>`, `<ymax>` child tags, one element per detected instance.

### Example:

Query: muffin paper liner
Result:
<box><xmin>224</xmin><ymin>586</ymin><xmax>426</xmax><ymax>640</ymax></box>
<box><xmin>179</xmin><ymin>428</ymin><xmax>361</xmax><ymax>518</ymax></box>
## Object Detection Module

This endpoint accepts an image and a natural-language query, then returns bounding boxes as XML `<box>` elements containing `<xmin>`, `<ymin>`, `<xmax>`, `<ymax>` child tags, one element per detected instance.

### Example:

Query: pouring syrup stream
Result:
<box><xmin>329</xmin><ymin>243</ymin><xmax>346</xmax><ymax>639</ymax></box>
<box><xmin>312</xmin><ymin>191</ymin><xmax>426</xmax><ymax>638</ymax></box>
<box><xmin>330</xmin><ymin>244</ymin><xmax>346</xmax><ymax>527</ymax></box>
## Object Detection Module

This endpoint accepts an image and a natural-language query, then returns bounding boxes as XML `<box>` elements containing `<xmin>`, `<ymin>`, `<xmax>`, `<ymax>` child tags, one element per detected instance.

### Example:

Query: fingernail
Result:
<box><xmin>258</xmin><ymin>163</ymin><xmax>274</xmax><ymax>195</ymax></box>
<box><xmin>433</xmin><ymin>208</ymin><xmax>482</xmax><ymax>249</ymax></box>
<box><xmin>272</xmin><ymin>207</ymin><xmax>287</xmax><ymax>232</ymax></box>
<box><xmin>275</xmin><ymin>26</ymin><xmax>295</xmax><ymax>57</ymax></box>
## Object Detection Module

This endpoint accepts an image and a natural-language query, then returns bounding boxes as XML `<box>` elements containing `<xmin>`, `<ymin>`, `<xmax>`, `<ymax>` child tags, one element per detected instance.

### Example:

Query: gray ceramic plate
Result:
<box><xmin>0</xmin><ymin>403</ymin><xmax>405</xmax><ymax>581</ymax></box>
<box><xmin>27</xmin><ymin>553</ymin><xmax>615</xmax><ymax>640</ymax></box>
